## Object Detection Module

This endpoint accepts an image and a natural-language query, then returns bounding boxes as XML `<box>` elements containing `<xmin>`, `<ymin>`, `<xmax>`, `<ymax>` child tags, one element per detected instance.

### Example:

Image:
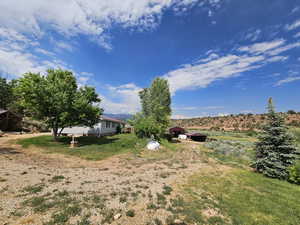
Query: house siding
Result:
<box><xmin>61</xmin><ymin>120</ymin><xmax>123</xmax><ymax>136</ymax></box>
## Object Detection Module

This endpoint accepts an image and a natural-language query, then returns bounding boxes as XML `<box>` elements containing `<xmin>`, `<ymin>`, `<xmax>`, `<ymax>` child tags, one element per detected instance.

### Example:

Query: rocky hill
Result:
<box><xmin>171</xmin><ymin>112</ymin><xmax>300</xmax><ymax>131</ymax></box>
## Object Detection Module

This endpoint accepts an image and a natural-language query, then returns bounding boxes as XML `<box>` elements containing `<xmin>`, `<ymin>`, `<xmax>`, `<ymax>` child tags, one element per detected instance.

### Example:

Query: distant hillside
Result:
<box><xmin>103</xmin><ymin>113</ymin><xmax>133</xmax><ymax>121</ymax></box>
<box><xmin>171</xmin><ymin>112</ymin><xmax>300</xmax><ymax>131</ymax></box>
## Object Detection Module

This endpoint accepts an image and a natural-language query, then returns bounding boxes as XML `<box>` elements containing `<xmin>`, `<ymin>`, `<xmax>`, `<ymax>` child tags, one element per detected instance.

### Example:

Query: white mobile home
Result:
<box><xmin>61</xmin><ymin>116</ymin><xmax>126</xmax><ymax>136</ymax></box>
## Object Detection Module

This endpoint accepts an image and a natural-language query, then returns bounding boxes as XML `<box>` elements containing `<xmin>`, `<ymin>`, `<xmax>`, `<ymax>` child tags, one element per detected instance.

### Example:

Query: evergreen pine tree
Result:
<box><xmin>252</xmin><ymin>98</ymin><xmax>298</xmax><ymax>179</ymax></box>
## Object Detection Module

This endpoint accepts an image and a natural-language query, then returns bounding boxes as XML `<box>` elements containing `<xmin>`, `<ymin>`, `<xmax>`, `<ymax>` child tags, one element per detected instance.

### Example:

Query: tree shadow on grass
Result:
<box><xmin>57</xmin><ymin>136</ymin><xmax>120</xmax><ymax>147</ymax></box>
<box><xmin>169</xmin><ymin>139</ymin><xmax>181</xmax><ymax>143</ymax></box>
<box><xmin>0</xmin><ymin>147</ymin><xmax>21</xmax><ymax>155</ymax></box>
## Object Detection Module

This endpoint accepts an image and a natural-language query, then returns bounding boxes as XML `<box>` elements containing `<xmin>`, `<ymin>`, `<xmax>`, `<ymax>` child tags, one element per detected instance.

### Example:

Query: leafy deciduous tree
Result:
<box><xmin>135</xmin><ymin>77</ymin><xmax>171</xmax><ymax>139</ymax></box>
<box><xmin>139</xmin><ymin>88</ymin><xmax>151</xmax><ymax>117</ymax></box>
<box><xmin>15</xmin><ymin>69</ymin><xmax>102</xmax><ymax>140</ymax></box>
<box><xmin>0</xmin><ymin>77</ymin><xmax>16</xmax><ymax>109</ymax></box>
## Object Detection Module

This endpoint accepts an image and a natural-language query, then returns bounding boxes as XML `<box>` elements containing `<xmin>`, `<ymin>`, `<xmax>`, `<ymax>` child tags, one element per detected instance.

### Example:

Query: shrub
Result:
<box><xmin>126</xmin><ymin>209</ymin><xmax>135</xmax><ymax>217</ymax></box>
<box><xmin>133</xmin><ymin>114</ymin><xmax>164</xmax><ymax>139</ymax></box>
<box><xmin>116</xmin><ymin>125</ymin><xmax>122</xmax><ymax>134</ymax></box>
<box><xmin>288</xmin><ymin>161</ymin><xmax>300</xmax><ymax>184</ymax></box>
<box><xmin>287</xmin><ymin>110</ymin><xmax>297</xmax><ymax>114</ymax></box>
<box><xmin>204</xmin><ymin>139</ymin><xmax>253</xmax><ymax>161</ymax></box>
<box><xmin>288</xmin><ymin>120</ymin><xmax>300</xmax><ymax>127</ymax></box>
<box><xmin>162</xmin><ymin>185</ymin><xmax>173</xmax><ymax>195</ymax></box>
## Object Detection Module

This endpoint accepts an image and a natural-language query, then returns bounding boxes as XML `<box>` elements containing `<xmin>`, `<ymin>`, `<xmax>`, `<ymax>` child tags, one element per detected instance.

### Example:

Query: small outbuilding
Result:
<box><xmin>0</xmin><ymin>109</ymin><xmax>22</xmax><ymax>131</ymax></box>
<box><xmin>186</xmin><ymin>133</ymin><xmax>207</xmax><ymax>142</ymax></box>
<box><xmin>169</xmin><ymin>127</ymin><xmax>186</xmax><ymax>137</ymax></box>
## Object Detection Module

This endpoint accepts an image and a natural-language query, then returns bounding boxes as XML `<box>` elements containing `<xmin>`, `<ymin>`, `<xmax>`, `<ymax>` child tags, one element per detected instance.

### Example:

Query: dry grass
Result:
<box><xmin>1</xmin><ymin>132</ymin><xmax>300</xmax><ymax>225</ymax></box>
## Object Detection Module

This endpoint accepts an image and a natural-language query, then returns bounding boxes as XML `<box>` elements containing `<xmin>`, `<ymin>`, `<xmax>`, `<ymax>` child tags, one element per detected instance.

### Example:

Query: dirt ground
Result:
<box><xmin>0</xmin><ymin>133</ymin><xmax>219</xmax><ymax>225</ymax></box>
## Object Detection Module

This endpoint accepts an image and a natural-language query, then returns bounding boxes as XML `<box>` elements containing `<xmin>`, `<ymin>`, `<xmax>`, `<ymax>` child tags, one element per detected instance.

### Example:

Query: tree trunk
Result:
<box><xmin>52</xmin><ymin>122</ymin><xmax>58</xmax><ymax>141</ymax></box>
<box><xmin>58</xmin><ymin>127</ymin><xmax>64</xmax><ymax>137</ymax></box>
<box><xmin>53</xmin><ymin>128</ymin><xmax>58</xmax><ymax>141</ymax></box>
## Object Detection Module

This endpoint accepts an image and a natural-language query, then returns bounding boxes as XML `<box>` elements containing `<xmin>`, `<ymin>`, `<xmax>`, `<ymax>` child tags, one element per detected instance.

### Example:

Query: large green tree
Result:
<box><xmin>139</xmin><ymin>88</ymin><xmax>151</xmax><ymax>117</ymax></box>
<box><xmin>0</xmin><ymin>77</ymin><xmax>16</xmax><ymax>109</ymax></box>
<box><xmin>15</xmin><ymin>69</ymin><xmax>102</xmax><ymax>140</ymax></box>
<box><xmin>252</xmin><ymin>98</ymin><xmax>298</xmax><ymax>179</ymax></box>
<box><xmin>135</xmin><ymin>77</ymin><xmax>171</xmax><ymax>139</ymax></box>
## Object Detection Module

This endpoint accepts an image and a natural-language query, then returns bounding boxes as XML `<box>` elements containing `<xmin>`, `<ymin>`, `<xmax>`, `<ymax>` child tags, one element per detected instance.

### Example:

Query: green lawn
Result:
<box><xmin>17</xmin><ymin>134</ymin><xmax>148</xmax><ymax>160</ymax></box>
<box><xmin>16</xmin><ymin>130</ymin><xmax>300</xmax><ymax>225</ymax></box>
<box><xmin>290</xmin><ymin>127</ymin><xmax>300</xmax><ymax>146</ymax></box>
<box><xmin>179</xmin><ymin>128</ymin><xmax>300</xmax><ymax>225</ymax></box>
<box><xmin>180</xmin><ymin>168</ymin><xmax>300</xmax><ymax>225</ymax></box>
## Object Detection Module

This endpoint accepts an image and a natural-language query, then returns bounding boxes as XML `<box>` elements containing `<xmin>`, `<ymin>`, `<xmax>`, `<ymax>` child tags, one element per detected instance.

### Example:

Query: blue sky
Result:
<box><xmin>0</xmin><ymin>0</ymin><xmax>300</xmax><ymax>118</ymax></box>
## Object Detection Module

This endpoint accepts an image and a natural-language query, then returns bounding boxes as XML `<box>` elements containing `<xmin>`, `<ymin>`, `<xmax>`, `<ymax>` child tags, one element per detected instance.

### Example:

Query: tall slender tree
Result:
<box><xmin>252</xmin><ymin>98</ymin><xmax>298</xmax><ymax>179</ymax></box>
<box><xmin>139</xmin><ymin>88</ymin><xmax>151</xmax><ymax>117</ymax></box>
<box><xmin>135</xmin><ymin>77</ymin><xmax>171</xmax><ymax>139</ymax></box>
<box><xmin>149</xmin><ymin>78</ymin><xmax>171</xmax><ymax>128</ymax></box>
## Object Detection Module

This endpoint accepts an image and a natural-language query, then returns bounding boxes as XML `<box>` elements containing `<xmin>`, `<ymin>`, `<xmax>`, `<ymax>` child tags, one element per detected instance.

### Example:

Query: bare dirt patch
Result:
<box><xmin>0</xmin><ymin>134</ymin><xmax>217</xmax><ymax>225</ymax></box>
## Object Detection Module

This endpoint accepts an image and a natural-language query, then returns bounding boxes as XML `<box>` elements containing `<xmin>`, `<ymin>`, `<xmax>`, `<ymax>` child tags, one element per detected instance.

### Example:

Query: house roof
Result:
<box><xmin>0</xmin><ymin>109</ymin><xmax>8</xmax><ymax>115</ymax></box>
<box><xmin>100</xmin><ymin>115</ymin><xmax>126</xmax><ymax>124</ymax></box>
<box><xmin>0</xmin><ymin>109</ymin><xmax>22</xmax><ymax>118</ymax></box>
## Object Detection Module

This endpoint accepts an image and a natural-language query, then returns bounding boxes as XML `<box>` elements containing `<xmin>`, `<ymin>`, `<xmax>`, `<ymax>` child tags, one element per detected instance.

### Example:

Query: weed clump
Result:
<box><xmin>126</xmin><ymin>209</ymin><xmax>135</xmax><ymax>217</ymax></box>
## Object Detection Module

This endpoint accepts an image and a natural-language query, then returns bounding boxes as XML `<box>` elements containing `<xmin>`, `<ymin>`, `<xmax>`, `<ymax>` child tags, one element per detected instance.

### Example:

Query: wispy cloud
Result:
<box><xmin>174</xmin><ymin>105</ymin><xmax>224</xmax><ymax>111</ymax></box>
<box><xmin>54</xmin><ymin>41</ymin><xmax>74</xmax><ymax>52</ymax></box>
<box><xmin>244</xmin><ymin>29</ymin><xmax>261</xmax><ymax>41</ymax></box>
<box><xmin>290</xmin><ymin>6</ymin><xmax>300</xmax><ymax>15</ymax></box>
<box><xmin>285</xmin><ymin>19</ymin><xmax>300</xmax><ymax>31</ymax></box>
<box><xmin>237</xmin><ymin>39</ymin><xmax>285</xmax><ymax>54</ymax></box>
<box><xmin>275</xmin><ymin>76</ymin><xmax>300</xmax><ymax>86</ymax></box>
<box><xmin>101</xmin><ymin>83</ymin><xmax>142</xmax><ymax>114</ymax></box>
<box><xmin>163</xmin><ymin>39</ymin><xmax>300</xmax><ymax>94</ymax></box>
<box><xmin>294</xmin><ymin>32</ymin><xmax>300</xmax><ymax>38</ymax></box>
<box><xmin>0</xmin><ymin>0</ymin><xmax>217</xmax><ymax>50</ymax></box>
<box><xmin>171</xmin><ymin>114</ymin><xmax>192</xmax><ymax>119</ymax></box>
<box><xmin>35</xmin><ymin>48</ymin><xmax>55</xmax><ymax>57</ymax></box>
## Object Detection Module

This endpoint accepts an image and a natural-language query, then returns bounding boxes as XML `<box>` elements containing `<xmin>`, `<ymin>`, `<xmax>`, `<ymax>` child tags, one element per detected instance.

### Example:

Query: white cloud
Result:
<box><xmin>164</xmin><ymin>54</ymin><xmax>264</xmax><ymax>93</ymax></box>
<box><xmin>0</xmin><ymin>0</ymin><xmax>206</xmax><ymax>50</ymax></box>
<box><xmin>217</xmin><ymin>113</ymin><xmax>229</xmax><ymax>117</ymax></box>
<box><xmin>163</xmin><ymin>39</ymin><xmax>300</xmax><ymax>93</ymax></box>
<box><xmin>267</xmin><ymin>42</ymin><xmax>300</xmax><ymax>55</ymax></box>
<box><xmin>238</xmin><ymin>39</ymin><xmax>285</xmax><ymax>54</ymax></box>
<box><xmin>294</xmin><ymin>32</ymin><xmax>300</xmax><ymax>38</ymax></box>
<box><xmin>35</xmin><ymin>48</ymin><xmax>55</xmax><ymax>57</ymax></box>
<box><xmin>0</xmin><ymin>27</ymin><xmax>32</xmax><ymax>44</ymax></box>
<box><xmin>101</xmin><ymin>83</ymin><xmax>142</xmax><ymax>114</ymax></box>
<box><xmin>240</xmin><ymin>110</ymin><xmax>253</xmax><ymax>114</ymax></box>
<box><xmin>174</xmin><ymin>105</ymin><xmax>223</xmax><ymax>111</ymax></box>
<box><xmin>80</xmin><ymin>72</ymin><xmax>94</xmax><ymax>77</ymax></box>
<box><xmin>285</xmin><ymin>19</ymin><xmax>300</xmax><ymax>31</ymax></box>
<box><xmin>266</xmin><ymin>55</ymin><xmax>288</xmax><ymax>63</ymax></box>
<box><xmin>0</xmin><ymin>0</ymin><xmax>222</xmax><ymax>50</ymax></box>
<box><xmin>0</xmin><ymin>49</ymin><xmax>47</xmax><ymax>76</ymax></box>
<box><xmin>275</xmin><ymin>76</ymin><xmax>300</xmax><ymax>86</ymax></box>
<box><xmin>0</xmin><ymin>0</ymin><xmax>215</xmax><ymax>78</ymax></box>
<box><xmin>198</xmin><ymin>53</ymin><xmax>219</xmax><ymax>62</ymax></box>
<box><xmin>171</xmin><ymin>114</ymin><xmax>191</xmax><ymax>119</ymax></box>
<box><xmin>244</xmin><ymin>29</ymin><xmax>261</xmax><ymax>41</ymax></box>
<box><xmin>54</xmin><ymin>41</ymin><xmax>74</xmax><ymax>52</ymax></box>
<box><xmin>290</xmin><ymin>6</ymin><xmax>300</xmax><ymax>14</ymax></box>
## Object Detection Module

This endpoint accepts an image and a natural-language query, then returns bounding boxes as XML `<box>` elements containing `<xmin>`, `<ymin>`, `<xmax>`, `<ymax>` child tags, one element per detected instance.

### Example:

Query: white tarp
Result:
<box><xmin>146</xmin><ymin>141</ymin><xmax>160</xmax><ymax>150</ymax></box>
<box><xmin>178</xmin><ymin>134</ymin><xmax>187</xmax><ymax>140</ymax></box>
